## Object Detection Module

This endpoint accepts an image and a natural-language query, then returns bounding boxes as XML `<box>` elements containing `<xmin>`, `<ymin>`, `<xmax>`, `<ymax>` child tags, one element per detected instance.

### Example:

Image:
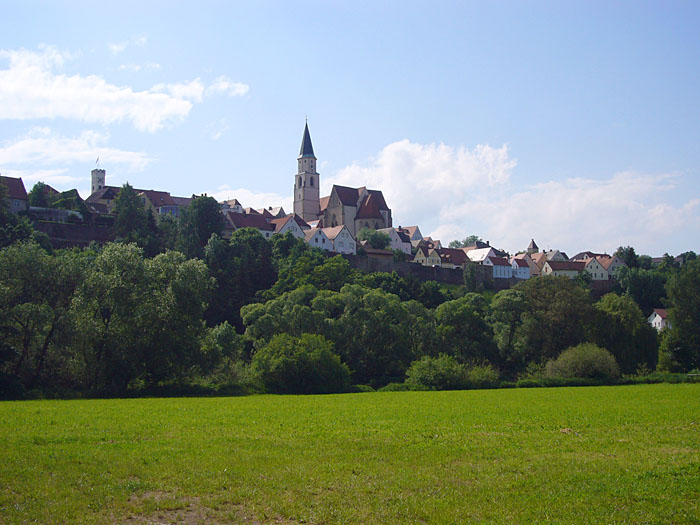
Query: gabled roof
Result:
<box><xmin>270</xmin><ymin>215</ymin><xmax>295</xmax><ymax>233</ymax></box>
<box><xmin>546</xmin><ymin>260</ymin><xmax>585</xmax><ymax>271</ymax></box>
<box><xmin>652</xmin><ymin>308</ymin><xmax>668</xmax><ymax>319</ymax></box>
<box><xmin>399</xmin><ymin>225</ymin><xmax>421</xmax><ymax>238</ymax></box>
<box><xmin>224</xmin><ymin>210</ymin><xmax>274</xmax><ymax>231</ymax></box>
<box><xmin>528</xmin><ymin>239</ymin><xmax>539</xmax><ymax>251</ymax></box>
<box><xmin>366</xmin><ymin>189</ymin><xmax>389</xmax><ymax>211</ymax></box>
<box><xmin>139</xmin><ymin>190</ymin><xmax>176</xmax><ymax>208</ymax></box>
<box><xmin>290</xmin><ymin>213</ymin><xmax>311</xmax><ymax>230</ymax></box>
<box><xmin>395</xmin><ymin>229</ymin><xmax>411</xmax><ymax>243</ymax></box>
<box><xmin>332</xmin><ymin>185</ymin><xmax>361</xmax><ymax>206</ymax></box>
<box><xmin>304</xmin><ymin>227</ymin><xmax>328</xmax><ymax>243</ymax></box>
<box><xmin>437</xmin><ymin>248</ymin><xmax>469</xmax><ymax>265</ymax></box>
<box><xmin>512</xmin><ymin>258</ymin><xmax>529</xmax><ymax>268</ymax></box>
<box><xmin>257</xmin><ymin>208</ymin><xmax>274</xmax><ymax>219</ymax></box>
<box><xmin>223</xmin><ymin>198</ymin><xmax>242</xmax><ymax>207</ymax></box>
<box><xmin>86</xmin><ymin>186</ymin><xmax>122</xmax><ymax>202</ymax></box>
<box><xmin>356</xmin><ymin>193</ymin><xmax>384</xmax><ymax>219</ymax></box>
<box><xmin>171</xmin><ymin>196</ymin><xmax>192</xmax><ymax>207</ymax></box>
<box><xmin>597</xmin><ymin>256</ymin><xmax>623</xmax><ymax>270</ymax></box>
<box><xmin>299</xmin><ymin>121</ymin><xmax>316</xmax><ymax>158</ymax></box>
<box><xmin>489</xmin><ymin>256</ymin><xmax>511</xmax><ymax>266</ymax></box>
<box><xmin>572</xmin><ymin>250</ymin><xmax>609</xmax><ymax>261</ymax></box>
<box><xmin>321</xmin><ymin>225</ymin><xmax>350</xmax><ymax>241</ymax></box>
<box><xmin>466</xmin><ymin>247</ymin><xmax>495</xmax><ymax>262</ymax></box>
<box><xmin>319</xmin><ymin>195</ymin><xmax>330</xmax><ymax>211</ymax></box>
<box><xmin>0</xmin><ymin>176</ymin><xmax>28</xmax><ymax>200</ymax></box>
<box><xmin>244</xmin><ymin>207</ymin><xmax>260</xmax><ymax>215</ymax></box>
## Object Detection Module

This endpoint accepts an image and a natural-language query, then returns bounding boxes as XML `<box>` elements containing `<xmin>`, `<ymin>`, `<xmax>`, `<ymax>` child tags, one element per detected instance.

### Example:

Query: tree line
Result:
<box><xmin>1</xmin><ymin>181</ymin><xmax>699</xmax><ymax>397</ymax></box>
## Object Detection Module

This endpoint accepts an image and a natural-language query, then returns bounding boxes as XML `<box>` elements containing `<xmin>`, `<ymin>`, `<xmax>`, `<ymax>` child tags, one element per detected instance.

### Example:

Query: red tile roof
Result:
<box><xmin>224</xmin><ymin>210</ymin><xmax>274</xmax><ymax>231</ymax></box>
<box><xmin>319</xmin><ymin>195</ymin><xmax>330</xmax><ymax>211</ymax></box>
<box><xmin>321</xmin><ymin>225</ymin><xmax>348</xmax><ymax>240</ymax></box>
<box><xmin>437</xmin><ymin>247</ymin><xmax>468</xmax><ymax>265</ymax></box>
<box><xmin>355</xmin><ymin>192</ymin><xmax>384</xmax><ymax>219</ymax></box>
<box><xmin>290</xmin><ymin>213</ymin><xmax>310</xmax><ymax>230</ymax></box>
<box><xmin>489</xmin><ymin>256</ymin><xmax>511</xmax><ymax>266</ymax></box>
<box><xmin>546</xmin><ymin>260</ymin><xmax>585</xmax><ymax>271</ymax></box>
<box><xmin>139</xmin><ymin>190</ymin><xmax>176</xmax><ymax>207</ymax></box>
<box><xmin>270</xmin><ymin>215</ymin><xmax>294</xmax><ymax>233</ymax></box>
<box><xmin>0</xmin><ymin>176</ymin><xmax>28</xmax><ymax>200</ymax></box>
<box><xmin>653</xmin><ymin>308</ymin><xmax>668</xmax><ymax>319</ymax></box>
<box><xmin>512</xmin><ymin>258</ymin><xmax>529</xmax><ymax>267</ymax></box>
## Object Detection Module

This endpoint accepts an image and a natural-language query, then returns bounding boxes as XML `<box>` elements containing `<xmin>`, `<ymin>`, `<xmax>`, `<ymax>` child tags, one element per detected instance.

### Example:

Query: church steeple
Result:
<box><xmin>299</xmin><ymin>120</ymin><xmax>316</xmax><ymax>159</ymax></box>
<box><xmin>293</xmin><ymin>120</ymin><xmax>320</xmax><ymax>222</ymax></box>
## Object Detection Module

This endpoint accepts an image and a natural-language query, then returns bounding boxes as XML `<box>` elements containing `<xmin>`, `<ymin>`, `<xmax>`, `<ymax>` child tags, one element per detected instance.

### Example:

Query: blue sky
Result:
<box><xmin>1</xmin><ymin>1</ymin><xmax>698</xmax><ymax>256</ymax></box>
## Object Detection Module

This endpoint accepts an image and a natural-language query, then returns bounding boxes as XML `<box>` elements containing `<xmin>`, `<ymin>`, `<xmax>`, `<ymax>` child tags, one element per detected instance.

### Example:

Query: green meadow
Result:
<box><xmin>2</xmin><ymin>384</ymin><xmax>699</xmax><ymax>523</ymax></box>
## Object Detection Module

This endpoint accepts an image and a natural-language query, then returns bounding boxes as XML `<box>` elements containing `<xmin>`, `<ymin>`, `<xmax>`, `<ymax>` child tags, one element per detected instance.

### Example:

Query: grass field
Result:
<box><xmin>1</xmin><ymin>384</ymin><xmax>699</xmax><ymax>523</ymax></box>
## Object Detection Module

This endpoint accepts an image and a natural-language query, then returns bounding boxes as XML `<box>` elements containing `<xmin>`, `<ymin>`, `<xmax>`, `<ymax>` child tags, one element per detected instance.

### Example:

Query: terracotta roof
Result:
<box><xmin>270</xmin><ymin>215</ymin><xmax>295</xmax><ymax>233</ymax></box>
<box><xmin>290</xmin><ymin>213</ymin><xmax>311</xmax><ymax>230</ymax></box>
<box><xmin>653</xmin><ymin>308</ymin><xmax>668</xmax><ymax>319</ymax></box>
<box><xmin>256</xmin><ymin>208</ymin><xmax>275</xmax><ymax>219</ymax></box>
<box><xmin>244</xmin><ymin>207</ymin><xmax>260</xmax><ymax>215</ymax></box>
<box><xmin>171</xmin><ymin>196</ymin><xmax>192</xmax><ymax>207</ymax></box>
<box><xmin>139</xmin><ymin>190</ymin><xmax>176</xmax><ymax>207</ymax></box>
<box><xmin>0</xmin><ymin>176</ymin><xmax>28</xmax><ymax>200</ymax></box>
<box><xmin>596</xmin><ymin>256</ymin><xmax>622</xmax><ymax>270</ymax></box>
<box><xmin>489</xmin><ymin>256</ymin><xmax>511</xmax><ymax>266</ymax></box>
<box><xmin>86</xmin><ymin>186</ymin><xmax>121</xmax><ymax>202</ymax></box>
<box><xmin>224</xmin><ymin>210</ymin><xmax>274</xmax><ymax>231</ymax></box>
<box><xmin>319</xmin><ymin>195</ymin><xmax>330</xmax><ymax>211</ymax></box>
<box><xmin>546</xmin><ymin>260</ymin><xmax>585</xmax><ymax>271</ymax></box>
<box><xmin>307</xmin><ymin>219</ymin><xmax>320</xmax><ymax>229</ymax></box>
<box><xmin>355</xmin><ymin>192</ymin><xmax>384</xmax><ymax>219</ymax></box>
<box><xmin>437</xmin><ymin>248</ymin><xmax>468</xmax><ymax>265</ymax></box>
<box><xmin>572</xmin><ymin>251</ymin><xmax>609</xmax><ymax>261</ymax></box>
<box><xmin>512</xmin><ymin>258</ymin><xmax>529</xmax><ymax>267</ymax></box>
<box><xmin>304</xmin><ymin>227</ymin><xmax>327</xmax><ymax>243</ymax></box>
<box><xmin>321</xmin><ymin>225</ymin><xmax>348</xmax><ymax>240</ymax></box>
<box><xmin>530</xmin><ymin>252</ymin><xmax>548</xmax><ymax>266</ymax></box>
<box><xmin>223</xmin><ymin>198</ymin><xmax>241</xmax><ymax>207</ymax></box>
<box><xmin>400</xmin><ymin>226</ymin><xmax>421</xmax><ymax>238</ymax></box>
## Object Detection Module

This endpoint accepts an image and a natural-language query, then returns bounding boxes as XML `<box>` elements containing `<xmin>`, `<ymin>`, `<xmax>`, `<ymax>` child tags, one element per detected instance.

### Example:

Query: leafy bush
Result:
<box><xmin>377</xmin><ymin>382</ymin><xmax>410</xmax><ymax>392</ymax></box>
<box><xmin>404</xmin><ymin>354</ymin><xmax>467</xmax><ymax>391</ymax></box>
<box><xmin>352</xmin><ymin>384</ymin><xmax>376</xmax><ymax>393</ymax></box>
<box><xmin>515</xmin><ymin>377</ymin><xmax>605</xmax><ymax>388</ymax></box>
<box><xmin>252</xmin><ymin>333</ymin><xmax>351</xmax><ymax>394</ymax></box>
<box><xmin>545</xmin><ymin>343</ymin><xmax>620</xmax><ymax>381</ymax></box>
<box><xmin>466</xmin><ymin>364</ymin><xmax>500</xmax><ymax>389</ymax></box>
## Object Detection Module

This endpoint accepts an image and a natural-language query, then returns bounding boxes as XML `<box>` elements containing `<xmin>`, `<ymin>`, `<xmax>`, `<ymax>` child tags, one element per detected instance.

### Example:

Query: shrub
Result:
<box><xmin>545</xmin><ymin>343</ymin><xmax>620</xmax><ymax>381</ymax></box>
<box><xmin>404</xmin><ymin>354</ymin><xmax>467</xmax><ymax>391</ymax></box>
<box><xmin>378</xmin><ymin>382</ymin><xmax>410</xmax><ymax>392</ymax></box>
<box><xmin>466</xmin><ymin>364</ymin><xmax>500</xmax><ymax>389</ymax></box>
<box><xmin>252</xmin><ymin>333</ymin><xmax>351</xmax><ymax>394</ymax></box>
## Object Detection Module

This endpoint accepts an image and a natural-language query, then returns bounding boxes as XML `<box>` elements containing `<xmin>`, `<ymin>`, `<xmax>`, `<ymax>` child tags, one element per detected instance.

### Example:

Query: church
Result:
<box><xmin>293</xmin><ymin>122</ymin><xmax>392</xmax><ymax>236</ymax></box>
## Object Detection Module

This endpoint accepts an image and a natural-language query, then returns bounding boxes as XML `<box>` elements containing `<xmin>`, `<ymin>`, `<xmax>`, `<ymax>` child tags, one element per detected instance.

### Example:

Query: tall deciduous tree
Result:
<box><xmin>177</xmin><ymin>195</ymin><xmax>224</xmax><ymax>258</ymax></box>
<box><xmin>661</xmin><ymin>259</ymin><xmax>700</xmax><ymax>371</ymax></box>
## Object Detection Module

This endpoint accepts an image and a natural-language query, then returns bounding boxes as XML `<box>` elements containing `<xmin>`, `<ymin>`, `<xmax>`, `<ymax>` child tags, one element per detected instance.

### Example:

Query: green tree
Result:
<box><xmin>0</xmin><ymin>181</ymin><xmax>34</xmax><ymax>248</ymax></box>
<box><xmin>252</xmin><ymin>333</ymin><xmax>350</xmax><ymax>394</ymax></box>
<box><xmin>113</xmin><ymin>183</ymin><xmax>148</xmax><ymax>243</ymax></box>
<box><xmin>589</xmin><ymin>293</ymin><xmax>658</xmax><ymax>374</ymax></box>
<box><xmin>177</xmin><ymin>195</ymin><xmax>224</xmax><ymax>258</ymax></box>
<box><xmin>545</xmin><ymin>343</ymin><xmax>620</xmax><ymax>380</ymax></box>
<box><xmin>515</xmin><ymin>276</ymin><xmax>594</xmax><ymax>362</ymax></box>
<box><xmin>662</xmin><ymin>259</ymin><xmax>700</xmax><ymax>371</ymax></box>
<box><xmin>616</xmin><ymin>266</ymin><xmax>667</xmax><ymax>315</ymax></box>
<box><xmin>435</xmin><ymin>294</ymin><xmax>497</xmax><ymax>364</ymax></box>
<box><xmin>615</xmin><ymin>246</ymin><xmax>639</xmax><ymax>268</ymax></box>
<box><xmin>448</xmin><ymin>235</ymin><xmax>482</xmax><ymax>248</ymax></box>
<box><xmin>0</xmin><ymin>242</ymin><xmax>85</xmax><ymax>391</ymax></box>
<box><xmin>28</xmin><ymin>182</ymin><xmax>50</xmax><ymax>207</ymax></box>
<box><xmin>489</xmin><ymin>289</ymin><xmax>528</xmax><ymax>373</ymax></box>
<box><xmin>356</xmin><ymin>227</ymin><xmax>390</xmax><ymax>249</ymax></box>
<box><xmin>405</xmin><ymin>354</ymin><xmax>467</xmax><ymax>390</ymax></box>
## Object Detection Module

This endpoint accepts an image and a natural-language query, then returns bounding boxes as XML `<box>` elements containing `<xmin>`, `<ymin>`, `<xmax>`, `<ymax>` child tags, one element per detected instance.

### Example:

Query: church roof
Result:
<box><xmin>333</xmin><ymin>185</ymin><xmax>361</xmax><ymax>206</ymax></box>
<box><xmin>299</xmin><ymin>121</ymin><xmax>316</xmax><ymax>158</ymax></box>
<box><xmin>528</xmin><ymin>238</ymin><xmax>539</xmax><ymax>251</ymax></box>
<box><xmin>319</xmin><ymin>195</ymin><xmax>330</xmax><ymax>211</ymax></box>
<box><xmin>355</xmin><ymin>193</ymin><xmax>384</xmax><ymax>219</ymax></box>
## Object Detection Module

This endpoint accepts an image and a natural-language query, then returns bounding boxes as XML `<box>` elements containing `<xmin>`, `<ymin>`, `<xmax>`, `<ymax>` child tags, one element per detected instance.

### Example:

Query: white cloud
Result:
<box><xmin>209</xmin><ymin>119</ymin><xmax>230</xmax><ymax>141</ymax></box>
<box><xmin>152</xmin><ymin>78</ymin><xmax>205</xmax><ymax>103</ymax></box>
<box><xmin>0</xmin><ymin>46</ymin><xmax>250</xmax><ymax>132</ymax></box>
<box><xmin>208</xmin><ymin>185</ymin><xmax>292</xmax><ymax>212</ymax></box>
<box><xmin>207</xmin><ymin>75</ymin><xmax>249</xmax><ymax>97</ymax></box>
<box><xmin>0</xmin><ymin>127</ymin><xmax>153</xmax><ymax>172</ymax></box>
<box><xmin>108</xmin><ymin>34</ymin><xmax>148</xmax><ymax>55</ymax></box>
<box><xmin>0</xmin><ymin>46</ymin><xmax>194</xmax><ymax>132</ymax></box>
<box><xmin>118</xmin><ymin>61</ymin><xmax>161</xmax><ymax>72</ymax></box>
<box><xmin>327</xmin><ymin>139</ymin><xmax>700</xmax><ymax>255</ymax></box>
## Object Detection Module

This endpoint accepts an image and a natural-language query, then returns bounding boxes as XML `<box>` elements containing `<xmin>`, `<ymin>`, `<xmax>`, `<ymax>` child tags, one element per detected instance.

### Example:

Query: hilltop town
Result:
<box><xmin>0</xmin><ymin>123</ymin><xmax>692</xmax><ymax>298</ymax></box>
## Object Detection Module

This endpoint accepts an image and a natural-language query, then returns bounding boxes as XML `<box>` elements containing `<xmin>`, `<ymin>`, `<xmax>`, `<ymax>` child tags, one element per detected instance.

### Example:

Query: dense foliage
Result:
<box><xmin>1</xmin><ymin>183</ymin><xmax>698</xmax><ymax>397</ymax></box>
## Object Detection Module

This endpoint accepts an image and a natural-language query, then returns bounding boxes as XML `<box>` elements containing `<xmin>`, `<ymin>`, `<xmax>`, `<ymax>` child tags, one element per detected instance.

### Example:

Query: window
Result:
<box><xmin>297</xmin><ymin>177</ymin><xmax>302</xmax><ymax>188</ymax></box>
<box><xmin>310</xmin><ymin>177</ymin><xmax>314</xmax><ymax>187</ymax></box>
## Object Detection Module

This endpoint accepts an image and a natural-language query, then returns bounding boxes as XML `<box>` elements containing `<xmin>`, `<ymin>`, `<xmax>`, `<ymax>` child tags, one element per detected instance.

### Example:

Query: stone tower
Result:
<box><xmin>91</xmin><ymin>168</ymin><xmax>106</xmax><ymax>195</ymax></box>
<box><xmin>293</xmin><ymin>121</ymin><xmax>320</xmax><ymax>222</ymax></box>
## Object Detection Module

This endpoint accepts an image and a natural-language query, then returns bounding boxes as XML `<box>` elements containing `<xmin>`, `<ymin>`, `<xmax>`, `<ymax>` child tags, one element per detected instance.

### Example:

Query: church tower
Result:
<box><xmin>293</xmin><ymin>121</ymin><xmax>320</xmax><ymax>222</ymax></box>
<box><xmin>91</xmin><ymin>168</ymin><xmax>106</xmax><ymax>195</ymax></box>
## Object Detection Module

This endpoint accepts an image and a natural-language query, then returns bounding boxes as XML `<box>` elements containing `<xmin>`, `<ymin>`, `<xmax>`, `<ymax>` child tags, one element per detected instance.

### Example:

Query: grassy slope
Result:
<box><xmin>1</xmin><ymin>384</ymin><xmax>699</xmax><ymax>523</ymax></box>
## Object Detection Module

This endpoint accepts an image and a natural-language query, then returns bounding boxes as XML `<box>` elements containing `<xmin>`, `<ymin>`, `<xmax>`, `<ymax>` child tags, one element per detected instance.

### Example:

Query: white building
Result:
<box><xmin>304</xmin><ymin>228</ymin><xmax>333</xmax><ymax>252</ymax></box>
<box><xmin>488</xmin><ymin>256</ymin><xmax>513</xmax><ymax>279</ymax></box>
<box><xmin>322</xmin><ymin>225</ymin><xmax>356</xmax><ymax>255</ymax></box>
<box><xmin>511</xmin><ymin>257</ymin><xmax>530</xmax><ymax>279</ymax></box>
<box><xmin>376</xmin><ymin>227</ymin><xmax>412</xmax><ymax>255</ymax></box>
<box><xmin>647</xmin><ymin>309</ymin><xmax>670</xmax><ymax>331</ymax></box>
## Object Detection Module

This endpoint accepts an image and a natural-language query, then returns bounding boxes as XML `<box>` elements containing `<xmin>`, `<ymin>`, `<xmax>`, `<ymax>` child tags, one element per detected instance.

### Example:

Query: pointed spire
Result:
<box><xmin>299</xmin><ymin>121</ymin><xmax>316</xmax><ymax>158</ymax></box>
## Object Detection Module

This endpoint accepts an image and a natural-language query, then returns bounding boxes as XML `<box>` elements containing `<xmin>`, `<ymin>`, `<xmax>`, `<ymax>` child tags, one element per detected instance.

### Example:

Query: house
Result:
<box><xmin>376</xmin><ymin>227</ymin><xmax>412</xmax><ymax>255</ymax></box>
<box><xmin>0</xmin><ymin>175</ymin><xmax>29</xmax><ymax>213</ymax></box>
<box><xmin>304</xmin><ymin>228</ymin><xmax>333</xmax><ymax>252</ymax></box>
<box><xmin>413</xmin><ymin>246</ymin><xmax>441</xmax><ymax>267</ymax></box>
<box><xmin>488</xmin><ymin>256</ymin><xmax>513</xmax><ymax>279</ymax></box>
<box><xmin>322</xmin><ymin>225</ymin><xmax>356</xmax><ymax>255</ymax></box>
<box><xmin>513</xmin><ymin>253</ymin><xmax>538</xmax><ymax>277</ymax></box>
<box><xmin>221</xmin><ymin>199</ymin><xmax>243</xmax><ymax>213</ymax></box>
<box><xmin>466</xmin><ymin>247</ymin><xmax>497</xmax><ymax>263</ymax></box>
<box><xmin>541</xmin><ymin>260</ymin><xmax>585</xmax><ymax>278</ymax></box>
<box><xmin>571</xmin><ymin>250</ymin><xmax>609</xmax><ymax>261</ymax></box>
<box><xmin>290</xmin><ymin>214</ymin><xmax>311</xmax><ymax>231</ymax></box>
<box><xmin>582</xmin><ymin>257</ymin><xmax>608</xmax><ymax>280</ymax></box>
<box><xmin>597</xmin><ymin>255</ymin><xmax>626</xmax><ymax>280</ymax></box>
<box><xmin>647</xmin><ymin>309</ymin><xmax>670</xmax><ymax>331</ymax></box>
<box><xmin>222</xmin><ymin>210</ymin><xmax>275</xmax><ymax>239</ymax></box>
<box><xmin>270</xmin><ymin>215</ymin><xmax>305</xmax><ymax>238</ymax></box>
<box><xmin>511</xmin><ymin>257</ymin><xmax>530</xmax><ymax>279</ymax></box>
<box><xmin>436</xmin><ymin>247</ymin><xmax>469</xmax><ymax>269</ymax></box>
<box><xmin>397</xmin><ymin>225</ymin><xmax>423</xmax><ymax>246</ymax></box>
<box><xmin>258</xmin><ymin>206</ymin><xmax>286</xmax><ymax>219</ymax></box>
<box><xmin>139</xmin><ymin>190</ymin><xmax>179</xmax><ymax>218</ymax></box>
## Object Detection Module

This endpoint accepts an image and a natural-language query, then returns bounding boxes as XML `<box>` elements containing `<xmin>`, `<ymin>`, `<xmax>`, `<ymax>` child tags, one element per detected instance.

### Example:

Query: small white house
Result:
<box><xmin>322</xmin><ymin>225</ymin><xmax>356</xmax><ymax>255</ymax></box>
<box><xmin>271</xmin><ymin>215</ymin><xmax>305</xmax><ymax>239</ymax></box>
<box><xmin>583</xmin><ymin>257</ymin><xmax>609</xmax><ymax>281</ymax></box>
<box><xmin>647</xmin><ymin>309</ymin><xmax>670</xmax><ymax>331</ymax></box>
<box><xmin>511</xmin><ymin>257</ymin><xmax>530</xmax><ymax>279</ymax></box>
<box><xmin>304</xmin><ymin>228</ymin><xmax>333</xmax><ymax>252</ymax></box>
<box><xmin>466</xmin><ymin>247</ymin><xmax>497</xmax><ymax>263</ymax></box>
<box><xmin>376</xmin><ymin>227</ymin><xmax>412</xmax><ymax>255</ymax></box>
